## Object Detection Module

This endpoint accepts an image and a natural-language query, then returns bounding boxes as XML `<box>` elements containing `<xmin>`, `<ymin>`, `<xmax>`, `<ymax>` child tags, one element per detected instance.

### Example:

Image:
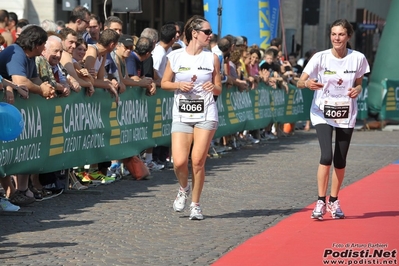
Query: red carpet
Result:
<box><xmin>213</xmin><ymin>164</ymin><xmax>399</xmax><ymax>266</ymax></box>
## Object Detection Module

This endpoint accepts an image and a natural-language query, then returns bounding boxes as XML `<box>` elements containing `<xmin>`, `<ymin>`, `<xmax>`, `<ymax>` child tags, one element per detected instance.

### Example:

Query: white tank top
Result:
<box><xmin>167</xmin><ymin>48</ymin><xmax>218</xmax><ymax>123</ymax></box>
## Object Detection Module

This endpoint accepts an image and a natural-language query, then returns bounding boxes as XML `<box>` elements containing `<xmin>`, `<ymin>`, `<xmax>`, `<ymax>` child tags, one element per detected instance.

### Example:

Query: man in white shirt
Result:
<box><xmin>152</xmin><ymin>24</ymin><xmax>176</xmax><ymax>81</ymax></box>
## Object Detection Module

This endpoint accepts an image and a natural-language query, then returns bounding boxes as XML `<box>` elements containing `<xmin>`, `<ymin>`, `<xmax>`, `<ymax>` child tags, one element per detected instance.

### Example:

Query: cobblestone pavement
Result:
<box><xmin>1</xmin><ymin>128</ymin><xmax>399</xmax><ymax>266</ymax></box>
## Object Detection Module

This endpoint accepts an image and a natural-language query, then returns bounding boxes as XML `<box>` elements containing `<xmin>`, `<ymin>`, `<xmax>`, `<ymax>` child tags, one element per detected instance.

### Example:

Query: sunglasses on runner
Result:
<box><xmin>197</xmin><ymin>29</ymin><xmax>213</xmax><ymax>35</ymax></box>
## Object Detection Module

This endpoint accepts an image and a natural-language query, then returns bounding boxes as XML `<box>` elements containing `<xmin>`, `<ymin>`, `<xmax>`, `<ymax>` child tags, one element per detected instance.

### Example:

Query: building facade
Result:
<box><xmin>2</xmin><ymin>0</ymin><xmax>391</xmax><ymax>61</ymax></box>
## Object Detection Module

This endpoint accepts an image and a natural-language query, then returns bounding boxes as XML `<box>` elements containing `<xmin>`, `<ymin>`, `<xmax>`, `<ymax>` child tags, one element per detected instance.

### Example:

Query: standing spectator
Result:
<box><xmin>0</xmin><ymin>10</ymin><xmax>13</xmax><ymax>47</ymax></box>
<box><xmin>115</xmin><ymin>37</ymin><xmax>159</xmax><ymax>171</ymax></box>
<box><xmin>151</xmin><ymin>23</ymin><xmax>177</xmax><ymax>167</ymax></box>
<box><xmin>15</xmin><ymin>20</ymin><xmax>29</xmax><ymax>40</ymax></box>
<box><xmin>0</xmin><ymin>25</ymin><xmax>55</xmax><ymax>205</ymax></box>
<box><xmin>161</xmin><ymin>15</ymin><xmax>222</xmax><ymax>220</ymax></box>
<box><xmin>59</xmin><ymin>27</ymin><xmax>91</xmax><ymax>93</ymax></box>
<box><xmin>72</xmin><ymin>38</ymin><xmax>88</xmax><ymax>67</ymax></box>
<box><xmin>110</xmin><ymin>34</ymin><xmax>153</xmax><ymax>89</ymax></box>
<box><xmin>0</xmin><ymin>34</ymin><xmax>5</xmax><ymax>51</ymax></box>
<box><xmin>218</xmin><ymin>37</ymin><xmax>247</xmax><ymax>89</ymax></box>
<box><xmin>298</xmin><ymin>48</ymin><xmax>317</xmax><ymax>68</ymax></box>
<box><xmin>107</xmin><ymin>35</ymin><xmax>155</xmax><ymax>178</ymax></box>
<box><xmin>210</xmin><ymin>35</ymin><xmax>226</xmax><ymax>85</ymax></box>
<box><xmin>83</xmin><ymin>29</ymin><xmax>120</xmax><ymax>102</ymax></box>
<box><xmin>103</xmin><ymin>16</ymin><xmax>123</xmax><ymax>35</ymax></box>
<box><xmin>66</xmin><ymin>5</ymin><xmax>91</xmax><ymax>34</ymax></box>
<box><xmin>297</xmin><ymin>19</ymin><xmax>370</xmax><ymax>220</ymax></box>
<box><xmin>270</xmin><ymin>37</ymin><xmax>282</xmax><ymax>52</ymax></box>
<box><xmin>41</xmin><ymin>19</ymin><xmax>58</xmax><ymax>32</ymax></box>
<box><xmin>36</xmin><ymin>35</ymin><xmax>72</xmax><ymax>98</ymax></box>
<box><xmin>71</xmin><ymin>38</ymin><xmax>95</xmax><ymax>88</ymax></box>
<box><xmin>174</xmin><ymin>21</ymin><xmax>186</xmax><ymax>48</ymax></box>
<box><xmin>247</xmin><ymin>48</ymin><xmax>261</xmax><ymax>79</ymax></box>
<box><xmin>125</xmin><ymin>36</ymin><xmax>154</xmax><ymax>82</ymax></box>
<box><xmin>0</xmin><ymin>25</ymin><xmax>55</xmax><ymax>98</ymax></box>
<box><xmin>81</xmin><ymin>29</ymin><xmax>122</xmax><ymax>178</ymax></box>
<box><xmin>8</xmin><ymin>12</ymin><xmax>17</xmax><ymax>42</ymax></box>
<box><xmin>83</xmin><ymin>14</ymin><xmax>102</xmax><ymax>44</ymax></box>
<box><xmin>137</xmin><ymin>28</ymin><xmax>165</xmax><ymax>171</ymax></box>
<box><xmin>102</xmin><ymin>16</ymin><xmax>125</xmax><ymax>95</ymax></box>
<box><xmin>288</xmin><ymin>52</ymin><xmax>303</xmax><ymax>77</ymax></box>
<box><xmin>139</xmin><ymin>28</ymin><xmax>158</xmax><ymax>83</ymax></box>
<box><xmin>152</xmin><ymin>24</ymin><xmax>176</xmax><ymax>82</ymax></box>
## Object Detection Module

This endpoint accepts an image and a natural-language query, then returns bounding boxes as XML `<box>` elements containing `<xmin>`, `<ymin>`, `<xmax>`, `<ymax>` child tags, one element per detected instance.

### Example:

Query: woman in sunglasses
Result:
<box><xmin>161</xmin><ymin>15</ymin><xmax>222</xmax><ymax>220</ymax></box>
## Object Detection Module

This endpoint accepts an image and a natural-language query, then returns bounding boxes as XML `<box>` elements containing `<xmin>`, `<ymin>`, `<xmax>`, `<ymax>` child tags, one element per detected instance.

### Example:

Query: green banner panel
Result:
<box><xmin>381</xmin><ymin>79</ymin><xmax>399</xmax><ymax>121</ymax></box>
<box><xmin>356</xmin><ymin>77</ymin><xmax>370</xmax><ymax>120</ymax></box>
<box><xmin>1</xmin><ymin>83</ymin><xmax>313</xmax><ymax>176</ymax></box>
<box><xmin>368</xmin><ymin>0</ymin><xmax>398</xmax><ymax>116</ymax></box>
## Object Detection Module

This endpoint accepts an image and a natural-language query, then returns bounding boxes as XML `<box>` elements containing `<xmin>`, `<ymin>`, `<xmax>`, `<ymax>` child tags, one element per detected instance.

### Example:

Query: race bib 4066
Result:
<box><xmin>178</xmin><ymin>99</ymin><xmax>204</xmax><ymax>113</ymax></box>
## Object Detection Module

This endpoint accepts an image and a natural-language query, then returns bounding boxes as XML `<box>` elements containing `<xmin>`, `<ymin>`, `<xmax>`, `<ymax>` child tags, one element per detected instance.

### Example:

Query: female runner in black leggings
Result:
<box><xmin>297</xmin><ymin>19</ymin><xmax>370</xmax><ymax>220</ymax></box>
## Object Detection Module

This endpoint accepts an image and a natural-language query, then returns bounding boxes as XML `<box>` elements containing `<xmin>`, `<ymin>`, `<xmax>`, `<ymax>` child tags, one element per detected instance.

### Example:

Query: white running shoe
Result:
<box><xmin>146</xmin><ymin>161</ymin><xmax>165</xmax><ymax>171</ymax></box>
<box><xmin>311</xmin><ymin>200</ymin><xmax>326</xmax><ymax>220</ymax></box>
<box><xmin>173</xmin><ymin>187</ymin><xmax>190</xmax><ymax>212</ymax></box>
<box><xmin>327</xmin><ymin>200</ymin><xmax>345</xmax><ymax>219</ymax></box>
<box><xmin>246</xmin><ymin>134</ymin><xmax>260</xmax><ymax>144</ymax></box>
<box><xmin>189</xmin><ymin>204</ymin><xmax>204</xmax><ymax>220</ymax></box>
<box><xmin>0</xmin><ymin>198</ymin><xmax>20</xmax><ymax>211</ymax></box>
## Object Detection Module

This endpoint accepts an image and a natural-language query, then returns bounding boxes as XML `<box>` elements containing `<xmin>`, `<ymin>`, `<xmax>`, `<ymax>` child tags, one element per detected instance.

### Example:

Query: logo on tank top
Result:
<box><xmin>178</xmin><ymin>66</ymin><xmax>191</xmax><ymax>71</ymax></box>
<box><xmin>324</xmin><ymin>68</ymin><xmax>336</xmax><ymax>75</ymax></box>
<box><xmin>198</xmin><ymin>66</ymin><xmax>212</xmax><ymax>71</ymax></box>
<box><xmin>343</xmin><ymin>69</ymin><xmax>357</xmax><ymax>74</ymax></box>
<box><xmin>334</xmin><ymin>78</ymin><xmax>345</xmax><ymax>90</ymax></box>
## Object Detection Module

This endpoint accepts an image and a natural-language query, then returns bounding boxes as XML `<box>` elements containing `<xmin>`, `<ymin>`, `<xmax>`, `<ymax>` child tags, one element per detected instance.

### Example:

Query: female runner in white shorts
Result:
<box><xmin>161</xmin><ymin>15</ymin><xmax>222</xmax><ymax>220</ymax></box>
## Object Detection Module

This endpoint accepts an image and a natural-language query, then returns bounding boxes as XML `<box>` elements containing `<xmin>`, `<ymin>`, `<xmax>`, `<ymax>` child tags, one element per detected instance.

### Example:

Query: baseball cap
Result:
<box><xmin>119</xmin><ymin>34</ymin><xmax>134</xmax><ymax>48</ymax></box>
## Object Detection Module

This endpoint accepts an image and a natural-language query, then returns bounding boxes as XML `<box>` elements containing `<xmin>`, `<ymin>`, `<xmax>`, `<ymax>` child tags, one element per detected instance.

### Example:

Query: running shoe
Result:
<box><xmin>327</xmin><ymin>200</ymin><xmax>345</xmax><ymax>219</ymax></box>
<box><xmin>90</xmin><ymin>171</ymin><xmax>115</xmax><ymax>184</ymax></box>
<box><xmin>107</xmin><ymin>164</ymin><xmax>123</xmax><ymax>180</ymax></box>
<box><xmin>122</xmin><ymin>166</ymin><xmax>130</xmax><ymax>177</ymax></box>
<box><xmin>246</xmin><ymin>134</ymin><xmax>260</xmax><ymax>144</ymax></box>
<box><xmin>76</xmin><ymin>172</ymin><xmax>102</xmax><ymax>184</ymax></box>
<box><xmin>29</xmin><ymin>185</ymin><xmax>53</xmax><ymax>202</ymax></box>
<box><xmin>8</xmin><ymin>190</ymin><xmax>36</xmax><ymax>206</ymax></box>
<box><xmin>157</xmin><ymin>160</ymin><xmax>173</xmax><ymax>169</ymax></box>
<box><xmin>173</xmin><ymin>186</ymin><xmax>190</xmax><ymax>212</ymax></box>
<box><xmin>146</xmin><ymin>161</ymin><xmax>164</xmax><ymax>171</ymax></box>
<box><xmin>189</xmin><ymin>204</ymin><xmax>204</xmax><ymax>220</ymax></box>
<box><xmin>260</xmin><ymin>131</ymin><xmax>277</xmax><ymax>141</ymax></box>
<box><xmin>0</xmin><ymin>198</ymin><xmax>20</xmax><ymax>211</ymax></box>
<box><xmin>311</xmin><ymin>200</ymin><xmax>326</xmax><ymax>220</ymax></box>
<box><xmin>209</xmin><ymin>143</ymin><xmax>226</xmax><ymax>154</ymax></box>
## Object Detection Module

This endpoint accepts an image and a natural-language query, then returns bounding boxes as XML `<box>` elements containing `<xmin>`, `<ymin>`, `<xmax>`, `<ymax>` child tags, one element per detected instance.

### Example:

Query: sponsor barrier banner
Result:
<box><xmin>381</xmin><ymin>79</ymin><xmax>399</xmax><ymax>121</ymax></box>
<box><xmin>357</xmin><ymin>77</ymin><xmax>369</xmax><ymax>120</ymax></box>
<box><xmin>1</xmin><ymin>83</ymin><xmax>312</xmax><ymax>176</ymax></box>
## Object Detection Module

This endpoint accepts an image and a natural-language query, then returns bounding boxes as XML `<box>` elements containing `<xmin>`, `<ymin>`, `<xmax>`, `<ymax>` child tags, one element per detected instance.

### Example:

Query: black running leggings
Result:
<box><xmin>315</xmin><ymin>124</ymin><xmax>354</xmax><ymax>169</ymax></box>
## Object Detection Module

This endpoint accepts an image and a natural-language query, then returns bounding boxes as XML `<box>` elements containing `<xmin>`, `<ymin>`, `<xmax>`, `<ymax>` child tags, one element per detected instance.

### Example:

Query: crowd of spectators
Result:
<box><xmin>0</xmin><ymin>7</ymin><xmax>310</xmax><ymax>212</ymax></box>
